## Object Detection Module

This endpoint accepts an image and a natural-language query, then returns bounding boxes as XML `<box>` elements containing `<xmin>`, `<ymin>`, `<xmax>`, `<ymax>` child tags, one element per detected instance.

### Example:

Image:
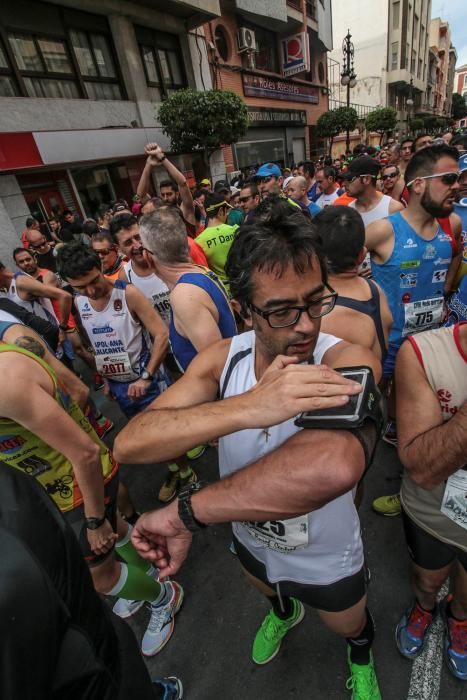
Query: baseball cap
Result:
<box><xmin>200</xmin><ymin>178</ymin><xmax>211</xmax><ymax>186</ymax></box>
<box><xmin>459</xmin><ymin>153</ymin><xmax>467</xmax><ymax>173</ymax></box>
<box><xmin>254</xmin><ymin>162</ymin><xmax>282</xmax><ymax>178</ymax></box>
<box><xmin>341</xmin><ymin>156</ymin><xmax>380</xmax><ymax>180</ymax></box>
<box><xmin>283</xmin><ymin>175</ymin><xmax>294</xmax><ymax>190</ymax></box>
<box><xmin>230</xmin><ymin>186</ymin><xmax>240</xmax><ymax>196</ymax></box>
<box><xmin>214</xmin><ymin>180</ymin><xmax>230</xmax><ymax>193</ymax></box>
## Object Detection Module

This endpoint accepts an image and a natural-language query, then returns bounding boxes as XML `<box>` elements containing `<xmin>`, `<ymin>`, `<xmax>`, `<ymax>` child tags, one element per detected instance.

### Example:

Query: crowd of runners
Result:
<box><xmin>1</xmin><ymin>131</ymin><xmax>467</xmax><ymax>700</ymax></box>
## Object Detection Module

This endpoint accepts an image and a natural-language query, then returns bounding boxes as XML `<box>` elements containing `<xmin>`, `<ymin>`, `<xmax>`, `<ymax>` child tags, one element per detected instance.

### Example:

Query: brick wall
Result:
<box><xmin>204</xmin><ymin>11</ymin><xmax>328</xmax><ymax>170</ymax></box>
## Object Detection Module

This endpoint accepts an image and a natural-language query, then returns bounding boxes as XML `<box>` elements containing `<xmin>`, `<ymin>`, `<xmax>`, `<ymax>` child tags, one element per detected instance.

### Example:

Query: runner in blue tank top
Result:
<box><xmin>366</xmin><ymin>145</ymin><xmax>460</xmax><ymax>378</ymax></box>
<box><xmin>139</xmin><ymin>206</ymin><xmax>238</xmax><ymax>373</ymax></box>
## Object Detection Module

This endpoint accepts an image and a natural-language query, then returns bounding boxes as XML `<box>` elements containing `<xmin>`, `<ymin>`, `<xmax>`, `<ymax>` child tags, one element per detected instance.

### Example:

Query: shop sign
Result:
<box><xmin>247</xmin><ymin>107</ymin><xmax>307</xmax><ymax>126</ymax></box>
<box><xmin>242</xmin><ymin>74</ymin><xmax>319</xmax><ymax>104</ymax></box>
<box><xmin>281</xmin><ymin>33</ymin><xmax>309</xmax><ymax>77</ymax></box>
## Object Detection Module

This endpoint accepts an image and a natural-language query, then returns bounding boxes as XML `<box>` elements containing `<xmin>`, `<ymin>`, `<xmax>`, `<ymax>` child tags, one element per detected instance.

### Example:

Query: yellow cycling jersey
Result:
<box><xmin>0</xmin><ymin>343</ymin><xmax>117</xmax><ymax>512</ymax></box>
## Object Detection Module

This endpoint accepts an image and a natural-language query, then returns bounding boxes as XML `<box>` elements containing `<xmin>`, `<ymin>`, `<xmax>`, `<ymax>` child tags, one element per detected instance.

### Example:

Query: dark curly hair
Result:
<box><xmin>225</xmin><ymin>204</ymin><xmax>327</xmax><ymax>315</ymax></box>
<box><xmin>57</xmin><ymin>242</ymin><xmax>101</xmax><ymax>280</ymax></box>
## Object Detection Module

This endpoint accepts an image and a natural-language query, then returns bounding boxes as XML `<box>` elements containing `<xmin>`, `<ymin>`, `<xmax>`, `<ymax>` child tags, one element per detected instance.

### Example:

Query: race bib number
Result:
<box><xmin>440</xmin><ymin>469</ymin><xmax>467</xmax><ymax>530</ymax></box>
<box><xmin>242</xmin><ymin>515</ymin><xmax>309</xmax><ymax>553</ymax></box>
<box><xmin>402</xmin><ymin>297</ymin><xmax>444</xmax><ymax>337</ymax></box>
<box><xmin>95</xmin><ymin>351</ymin><xmax>133</xmax><ymax>381</ymax></box>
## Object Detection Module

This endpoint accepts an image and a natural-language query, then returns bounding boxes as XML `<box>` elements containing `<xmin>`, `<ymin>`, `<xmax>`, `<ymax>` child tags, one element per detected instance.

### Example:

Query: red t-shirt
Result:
<box><xmin>188</xmin><ymin>237</ymin><xmax>208</xmax><ymax>267</ymax></box>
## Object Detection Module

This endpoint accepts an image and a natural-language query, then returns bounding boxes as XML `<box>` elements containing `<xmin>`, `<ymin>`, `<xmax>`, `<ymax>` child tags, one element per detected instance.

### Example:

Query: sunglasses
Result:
<box><xmin>30</xmin><ymin>240</ymin><xmax>49</xmax><ymax>250</ymax></box>
<box><xmin>257</xmin><ymin>176</ymin><xmax>274</xmax><ymax>184</ymax></box>
<box><xmin>239</xmin><ymin>195</ymin><xmax>253</xmax><ymax>203</ymax></box>
<box><xmin>95</xmin><ymin>248</ymin><xmax>114</xmax><ymax>256</ymax></box>
<box><xmin>406</xmin><ymin>171</ymin><xmax>460</xmax><ymax>187</ymax></box>
<box><xmin>381</xmin><ymin>172</ymin><xmax>399</xmax><ymax>180</ymax></box>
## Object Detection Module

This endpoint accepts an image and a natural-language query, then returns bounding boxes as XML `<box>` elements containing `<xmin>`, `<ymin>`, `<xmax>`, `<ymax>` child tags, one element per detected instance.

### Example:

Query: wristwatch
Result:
<box><xmin>178</xmin><ymin>481</ymin><xmax>208</xmax><ymax>532</ymax></box>
<box><xmin>141</xmin><ymin>369</ymin><xmax>154</xmax><ymax>381</ymax></box>
<box><xmin>85</xmin><ymin>515</ymin><xmax>106</xmax><ymax>530</ymax></box>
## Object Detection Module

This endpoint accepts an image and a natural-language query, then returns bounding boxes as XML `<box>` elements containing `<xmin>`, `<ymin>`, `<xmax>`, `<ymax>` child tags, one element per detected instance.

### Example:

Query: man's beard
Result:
<box><xmin>421</xmin><ymin>189</ymin><xmax>453</xmax><ymax>219</ymax></box>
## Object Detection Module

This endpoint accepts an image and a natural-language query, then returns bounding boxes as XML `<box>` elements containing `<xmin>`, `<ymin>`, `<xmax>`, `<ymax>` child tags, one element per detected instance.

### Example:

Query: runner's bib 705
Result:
<box><xmin>242</xmin><ymin>515</ymin><xmax>309</xmax><ymax>553</ymax></box>
<box><xmin>441</xmin><ymin>469</ymin><xmax>467</xmax><ymax>530</ymax></box>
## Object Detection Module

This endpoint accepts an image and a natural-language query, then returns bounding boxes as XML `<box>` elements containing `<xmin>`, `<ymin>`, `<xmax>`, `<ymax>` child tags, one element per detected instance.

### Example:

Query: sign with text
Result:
<box><xmin>281</xmin><ymin>32</ymin><xmax>309</xmax><ymax>77</ymax></box>
<box><xmin>242</xmin><ymin>74</ymin><xmax>319</xmax><ymax>104</ymax></box>
<box><xmin>247</xmin><ymin>107</ymin><xmax>307</xmax><ymax>126</ymax></box>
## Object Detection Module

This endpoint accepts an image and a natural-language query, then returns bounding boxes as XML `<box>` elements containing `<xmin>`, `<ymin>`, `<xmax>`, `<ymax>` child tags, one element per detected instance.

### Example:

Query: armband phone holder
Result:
<box><xmin>294</xmin><ymin>366</ymin><xmax>386</xmax><ymax>436</ymax></box>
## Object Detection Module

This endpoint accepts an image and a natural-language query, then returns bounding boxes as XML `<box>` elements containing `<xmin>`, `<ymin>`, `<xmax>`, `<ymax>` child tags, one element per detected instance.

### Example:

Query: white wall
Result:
<box><xmin>329</xmin><ymin>0</ymin><xmax>388</xmax><ymax>108</ymax></box>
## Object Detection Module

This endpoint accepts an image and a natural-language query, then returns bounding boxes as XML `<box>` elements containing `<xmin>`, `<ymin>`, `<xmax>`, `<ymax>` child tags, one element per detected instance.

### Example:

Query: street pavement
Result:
<box><xmin>96</xmin><ymin>390</ymin><xmax>465</xmax><ymax>700</ymax></box>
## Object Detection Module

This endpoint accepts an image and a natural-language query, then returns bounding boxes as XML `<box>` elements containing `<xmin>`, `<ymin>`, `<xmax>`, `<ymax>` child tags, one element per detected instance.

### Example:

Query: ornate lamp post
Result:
<box><xmin>406</xmin><ymin>78</ymin><xmax>414</xmax><ymax>133</ymax></box>
<box><xmin>341</xmin><ymin>30</ymin><xmax>357</xmax><ymax>153</ymax></box>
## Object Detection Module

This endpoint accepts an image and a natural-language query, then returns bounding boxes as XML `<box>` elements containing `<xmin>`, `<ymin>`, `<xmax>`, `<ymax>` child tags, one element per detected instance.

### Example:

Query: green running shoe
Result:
<box><xmin>346</xmin><ymin>648</ymin><xmax>381</xmax><ymax>700</ymax></box>
<box><xmin>252</xmin><ymin>598</ymin><xmax>304</xmax><ymax>665</ymax></box>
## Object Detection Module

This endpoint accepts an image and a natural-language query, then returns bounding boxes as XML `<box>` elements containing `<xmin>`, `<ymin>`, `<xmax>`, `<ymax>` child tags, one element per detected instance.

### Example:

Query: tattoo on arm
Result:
<box><xmin>14</xmin><ymin>336</ymin><xmax>46</xmax><ymax>358</ymax></box>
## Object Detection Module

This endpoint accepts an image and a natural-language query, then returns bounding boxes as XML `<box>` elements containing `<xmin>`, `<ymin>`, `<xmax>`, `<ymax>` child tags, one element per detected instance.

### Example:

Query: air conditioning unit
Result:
<box><xmin>237</xmin><ymin>27</ymin><xmax>256</xmax><ymax>53</ymax></box>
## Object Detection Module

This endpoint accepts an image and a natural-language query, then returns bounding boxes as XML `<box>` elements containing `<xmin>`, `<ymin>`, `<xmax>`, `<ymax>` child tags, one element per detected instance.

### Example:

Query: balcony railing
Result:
<box><xmin>328</xmin><ymin>98</ymin><xmax>377</xmax><ymax>119</ymax></box>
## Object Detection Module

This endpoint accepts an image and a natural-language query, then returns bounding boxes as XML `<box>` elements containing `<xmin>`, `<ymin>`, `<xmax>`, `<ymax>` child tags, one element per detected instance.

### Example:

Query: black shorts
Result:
<box><xmin>232</xmin><ymin>535</ymin><xmax>366</xmax><ymax>613</ymax></box>
<box><xmin>65</xmin><ymin>474</ymin><xmax>119</xmax><ymax>567</ymax></box>
<box><xmin>402</xmin><ymin>509</ymin><xmax>467</xmax><ymax>572</ymax></box>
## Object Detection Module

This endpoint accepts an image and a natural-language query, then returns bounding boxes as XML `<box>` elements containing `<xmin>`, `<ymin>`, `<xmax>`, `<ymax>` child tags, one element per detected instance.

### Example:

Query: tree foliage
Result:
<box><xmin>408</xmin><ymin>117</ymin><xmax>424</xmax><ymax>134</ymax></box>
<box><xmin>452</xmin><ymin>93</ymin><xmax>467</xmax><ymax>121</ymax></box>
<box><xmin>365</xmin><ymin>107</ymin><xmax>398</xmax><ymax>138</ymax></box>
<box><xmin>317</xmin><ymin>107</ymin><xmax>358</xmax><ymax>152</ymax></box>
<box><xmin>157</xmin><ymin>89</ymin><xmax>248</xmax><ymax>158</ymax></box>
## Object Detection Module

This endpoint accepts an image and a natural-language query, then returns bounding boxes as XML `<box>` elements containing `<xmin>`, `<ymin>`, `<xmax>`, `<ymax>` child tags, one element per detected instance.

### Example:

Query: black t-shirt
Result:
<box><xmin>0</xmin><ymin>464</ymin><xmax>155</xmax><ymax>700</ymax></box>
<box><xmin>35</xmin><ymin>247</ymin><xmax>57</xmax><ymax>273</ymax></box>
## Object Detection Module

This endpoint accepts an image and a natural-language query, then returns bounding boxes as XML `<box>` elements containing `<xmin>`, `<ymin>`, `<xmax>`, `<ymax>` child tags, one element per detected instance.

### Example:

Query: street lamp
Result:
<box><xmin>341</xmin><ymin>30</ymin><xmax>357</xmax><ymax>153</ymax></box>
<box><xmin>406</xmin><ymin>78</ymin><xmax>414</xmax><ymax>134</ymax></box>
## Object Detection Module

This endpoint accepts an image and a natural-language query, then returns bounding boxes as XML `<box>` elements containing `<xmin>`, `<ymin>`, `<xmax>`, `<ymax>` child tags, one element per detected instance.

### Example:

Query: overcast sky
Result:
<box><xmin>431</xmin><ymin>0</ymin><xmax>467</xmax><ymax>69</ymax></box>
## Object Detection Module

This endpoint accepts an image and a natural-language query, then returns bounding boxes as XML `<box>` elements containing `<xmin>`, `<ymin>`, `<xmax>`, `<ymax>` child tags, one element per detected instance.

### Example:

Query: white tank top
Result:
<box><xmin>218</xmin><ymin>330</ymin><xmax>364</xmax><ymax>585</ymax></box>
<box><xmin>75</xmin><ymin>281</ymin><xmax>150</xmax><ymax>383</ymax></box>
<box><xmin>8</xmin><ymin>273</ymin><xmax>58</xmax><ymax>325</ymax></box>
<box><xmin>124</xmin><ymin>261</ymin><xmax>171</xmax><ymax>325</ymax></box>
<box><xmin>349</xmin><ymin>193</ymin><xmax>392</xmax><ymax>227</ymax></box>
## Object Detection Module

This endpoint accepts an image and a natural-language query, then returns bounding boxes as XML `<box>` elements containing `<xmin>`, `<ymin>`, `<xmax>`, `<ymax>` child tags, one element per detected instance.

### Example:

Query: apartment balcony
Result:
<box><xmin>138</xmin><ymin>0</ymin><xmax>221</xmax><ymax>26</ymax></box>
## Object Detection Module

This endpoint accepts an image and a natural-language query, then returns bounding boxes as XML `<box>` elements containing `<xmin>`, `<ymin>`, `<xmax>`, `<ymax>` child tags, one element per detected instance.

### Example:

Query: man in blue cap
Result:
<box><xmin>254</xmin><ymin>162</ymin><xmax>284</xmax><ymax>199</ymax></box>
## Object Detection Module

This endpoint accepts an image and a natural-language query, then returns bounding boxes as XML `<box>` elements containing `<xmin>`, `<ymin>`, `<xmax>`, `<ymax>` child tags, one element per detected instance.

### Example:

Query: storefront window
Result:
<box><xmin>234</xmin><ymin>139</ymin><xmax>285</xmax><ymax>170</ymax></box>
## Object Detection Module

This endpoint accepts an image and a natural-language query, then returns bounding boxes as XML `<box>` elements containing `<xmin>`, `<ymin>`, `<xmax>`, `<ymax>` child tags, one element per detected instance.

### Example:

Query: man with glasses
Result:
<box><xmin>239</xmin><ymin>182</ymin><xmax>260</xmax><ymax>222</ymax></box>
<box><xmin>115</xmin><ymin>209</ymin><xmax>383</xmax><ymax>699</ymax></box>
<box><xmin>91</xmin><ymin>231</ymin><xmax>125</xmax><ymax>281</ymax></box>
<box><xmin>367</xmin><ymin>144</ymin><xmax>460</xmax><ymax>514</ymax></box>
<box><xmin>254</xmin><ymin>162</ymin><xmax>284</xmax><ymax>199</ymax></box>
<box><xmin>345</xmin><ymin>156</ymin><xmax>404</xmax><ymax>227</ymax></box>
<box><xmin>26</xmin><ymin>228</ymin><xmax>57</xmax><ymax>273</ymax></box>
<box><xmin>380</xmin><ymin>164</ymin><xmax>407</xmax><ymax>206</ymax></box>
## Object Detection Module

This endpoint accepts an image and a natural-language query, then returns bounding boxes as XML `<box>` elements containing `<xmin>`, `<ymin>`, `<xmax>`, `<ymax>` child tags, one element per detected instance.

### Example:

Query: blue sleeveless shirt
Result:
<box><xmin>170</xmin><ymin>270</ymin><xmax>237</xmax><ymax>371</ymax></box>
<box><xmin>372</xmin><ymin>212</ymin><xmax>452</xmax><ymax>350</ymax></box>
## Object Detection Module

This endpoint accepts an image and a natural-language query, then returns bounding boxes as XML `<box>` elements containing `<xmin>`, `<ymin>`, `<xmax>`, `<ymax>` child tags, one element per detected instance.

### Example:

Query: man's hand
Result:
<box><xmin>86</xmin><ymin>519</ymin><xmax>118</xmax><ymax>555</ymax></box>
<box><xmin>127</xmin><ymin>377</ymin><xmax>152</xmax><ymax>400</ymax></box>
<box><xmin>144</xmin><ymin>142</ymin><xmax>165</xmax><ymax>166</ymax></box>
<box><xmin>243</xmin><ymin>355</ymin><xmax>362</xmax><ymax>429</ymax></box>
<box><xmin>131</xmin><ymin>502</ymin><xmax>193</xmax><ymax>578</ymax></box>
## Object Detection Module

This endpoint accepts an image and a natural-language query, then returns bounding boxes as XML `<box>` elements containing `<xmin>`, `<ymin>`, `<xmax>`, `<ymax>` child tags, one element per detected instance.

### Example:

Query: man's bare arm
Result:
<box><xmin>396</xmin><ymin>340</ymin><xmax>467</xmax><ymax>488</ymax></box>
<box><xmin>365</xmin><ymin>219</ymin><xmax>395</xmax><ymax>263</ymax></box>
<box><xmin>445</xmin><ymin>212</ymin><xmax>462</xmax><ymax>293</ymax></box>
<box><xmin>0</xmin><ymin>354</ymin><xmax>105</xmax><ymax>517</ymax></box>
<box><xmin>113</xmin><ymin>342</ymin><xmax>363</xmax><ymax>463</ymax></box>
<box><xmin>16</xmin><ymin>275</ymin><xmax>72</xmax><ymax>325</ymax></box>
<box><xmin>3</xmin><ymin>324</ymin><xmax>89</xmax><ymax>409</ymax></box>
<box><xmin>388</xmin><ymin>198</ymin><xmax>405</xmax><ymax>214</ymax></box>
<box><xmin>136</xmin><ymin>159</ymin><xmax>154</xmax><ymax>202</ymax></box>
<box><xmin>171</xmin><ymin>284</ymin><xmax>224</xmax><ymax>353</ymax></box>
<box><xmin>144</xmin><ymin>143</ymin><xmax>196</xmax><ymax>224</ymax></box>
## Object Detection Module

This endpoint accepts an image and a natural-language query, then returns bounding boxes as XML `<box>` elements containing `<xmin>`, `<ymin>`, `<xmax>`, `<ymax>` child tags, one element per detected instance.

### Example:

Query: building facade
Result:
<box><xmin>421</xmin><ymin>17</ymin><xmax>456</xmax><ymax>119</ymax></box>
<box><xmin>454</xmin><ymin>63</ymin><xmax>467</xmax><ymax>129</ymax></box>
<box><xmin>0</xmin><ymin>0</ymin><xmax>222</xmax><ymax>264</ymax></box>
<box><xmin>329</xmin><ymin>0</ymin><xmax>432</xmax><ymax>136</ymax></box>
<box><xmin>202</xmin><ymin>0</ymin><xmax>333</xmax><ymax>171</ymax></box>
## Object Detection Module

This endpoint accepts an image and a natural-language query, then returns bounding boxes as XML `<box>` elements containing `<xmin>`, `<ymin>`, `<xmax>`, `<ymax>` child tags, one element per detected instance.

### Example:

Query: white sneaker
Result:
<box><xmin>113</xmin><ymin>598</ymin><xmax>145</xmax><ymax>619</ymax></box>
<box><xmin>141</xmin><ymin>581</ymin><xmax>184</xmax><ymax>657</ymax></box>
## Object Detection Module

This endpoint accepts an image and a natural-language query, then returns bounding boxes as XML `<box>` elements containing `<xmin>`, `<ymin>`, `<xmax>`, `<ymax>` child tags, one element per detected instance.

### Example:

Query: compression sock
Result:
<box><xmin>107</xmin><ymin>562</ymin><xmax>167</xmax><ymax>604</ymax></box>
<box><xmin>347</xmin><ymin>608</ymin><xmax>375</xmax><ymax>664</ymax></box>
<box><xmin>269</xmin><ymin>593</ymin><xmax>294</xmax><ymax>620</ymax></box>
<box><xmin>116</xmin><ymin>525</ymin><xmax>153</xmax><ymax>575</ymax></box>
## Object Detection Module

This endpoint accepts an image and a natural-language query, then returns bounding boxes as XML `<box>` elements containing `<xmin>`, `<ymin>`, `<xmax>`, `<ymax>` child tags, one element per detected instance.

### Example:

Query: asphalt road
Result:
<box><xmin>96</xmin><ymin>391</ymin><xmax>465</xmax><ymax>700</ymax></box>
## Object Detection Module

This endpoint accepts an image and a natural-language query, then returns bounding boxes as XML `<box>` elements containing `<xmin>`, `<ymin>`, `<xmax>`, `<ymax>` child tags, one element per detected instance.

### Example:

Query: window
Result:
<box><xmin>69</xmin><ymin>30</ymin><xmax>122</xmax><ymax>100</ymax></box>
<box><xmin>8</xmin><ymin>32</ymin><xmax>80</xmax><ymax>98</ymax></box>
<box><xmin>0</xmin><ymin>39</ymin><xmax>19</xmax><ymax>96</ymax></box>
<box><xmin>418</xmin><ymin>58</ymin><xmax>422</xmax><ymax>78</ymax></box>
<box><xmin>414</xmin><ymin>15</ymin><xmax>419</xmax><ymax>40</ymax></box>
<box><xmin>405</xmin><ymin>43</ymin><xmax>410</xmax><ymax>69</ymax></box>
<box><xmin>214</xmin><ymin>25</ymin><xmax>229</xmax><ymax>62</ymax></box>
<box><xmin>391</xmin><ymin>42</ymin><xmax>399</xmax><ymax>70</ymax></box>
<box><xmin>393</xmin><ymin>2</ymin><xmax>400</xmax><ymax>30</ymax></box>
<box><xmin>249</xmin><ymin>25</ymin><xmax>278</xmax><ymax>73</ymax></box>
<box><xmin>136</xmin><ymin>28</ymin><xmax>187</xmax><ymax>100</ymax></box>
<box><xmin>411</xmin><ymin>48</ymin><xmax>416</xmax><ymax>73</ymax></box>
<box><xmin>464</xmin><ymin>74</ymin><xmax>467</xmax><ymax>87</ymax></box>
<box><xmin>5</xmin><ymin>27</ymin><xmax>123</xmax><ymax>101</ymax></box>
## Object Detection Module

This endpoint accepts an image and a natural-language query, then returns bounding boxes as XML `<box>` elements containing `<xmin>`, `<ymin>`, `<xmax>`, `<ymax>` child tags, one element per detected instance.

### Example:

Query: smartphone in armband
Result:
<box><xmin>294</xmin><ymin>366</ymin><xmax>385</xmax><ymax>433</ymax></box>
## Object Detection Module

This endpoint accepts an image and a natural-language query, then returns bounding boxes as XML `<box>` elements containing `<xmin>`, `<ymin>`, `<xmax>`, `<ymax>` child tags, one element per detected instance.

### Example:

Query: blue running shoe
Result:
<box><xmin>396</xmin><ymin>600</ymin><xmax>435</xmax><ymax>659</ymax></box>
<box><xmin>441</xmin><ymin>596</ymin><xmax>467</xmax><ymax>681</ymax></box>
<box><xmin>152</xmin><ymin>676</ymin><xmax>183</xmax><ymax>699</ymax></box>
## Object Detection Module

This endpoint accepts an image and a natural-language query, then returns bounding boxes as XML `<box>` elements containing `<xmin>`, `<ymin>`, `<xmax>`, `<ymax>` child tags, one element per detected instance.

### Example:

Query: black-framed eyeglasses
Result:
<box><xmin>249</xmin><ymin>284</ymin><xmax>338</xmax><ymax>328</ymax></box>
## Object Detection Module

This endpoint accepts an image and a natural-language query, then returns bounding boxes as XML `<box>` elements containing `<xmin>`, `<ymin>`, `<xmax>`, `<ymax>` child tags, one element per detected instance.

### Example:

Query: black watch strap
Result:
<box><xmin>85</xmin><ymin>515</ymin><xmax>106</xmax><ymax>530</ymax></box>
<box><xmin>178</xmin><ymin>481</ymin><xmax>208</xmax><ymax>532</ymax></box>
